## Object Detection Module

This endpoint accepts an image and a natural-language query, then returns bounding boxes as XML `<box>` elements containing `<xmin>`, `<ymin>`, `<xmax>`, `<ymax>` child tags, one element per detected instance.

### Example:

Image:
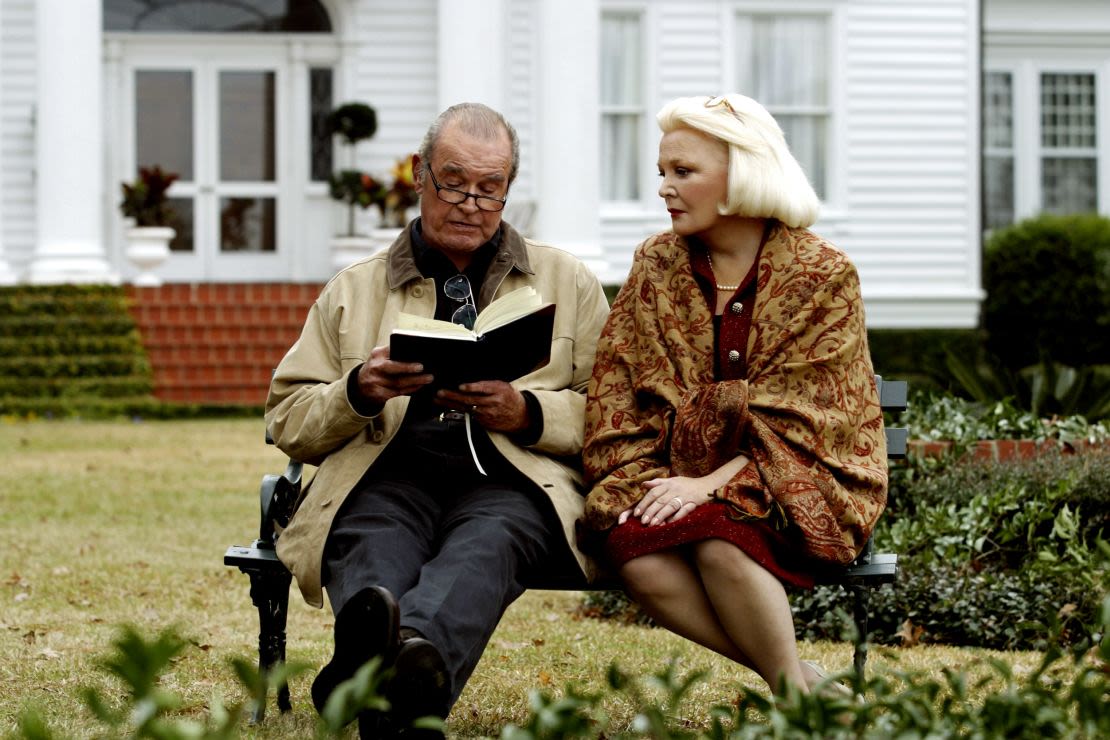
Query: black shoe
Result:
<box><xmin>383</xmin><ymin>637</ymin><xmax>449</xmax><ymax>738</ymax></box>
<box><xmin>312</xmin><ymin>585</ymin><xmax>400</xmax><ymax>716</ymax></box>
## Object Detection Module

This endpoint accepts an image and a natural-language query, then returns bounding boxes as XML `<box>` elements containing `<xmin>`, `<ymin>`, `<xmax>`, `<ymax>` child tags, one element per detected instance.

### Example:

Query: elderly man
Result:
<box><xmin>265</xmin><ymin>102</ymin><xmax>609</xmax><ymax>737</ymax></box>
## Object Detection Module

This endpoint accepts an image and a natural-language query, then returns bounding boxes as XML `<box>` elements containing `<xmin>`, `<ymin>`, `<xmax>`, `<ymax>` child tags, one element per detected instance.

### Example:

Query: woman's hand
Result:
<box><xmin>616</xmin><ymin>454</ymin><xmax>750</xmax><ymax>527</ymax></box>
<box><xmin>618</xmin><ymin>476</ymin><xmax>714</xmax><ymax>526</ymax></box>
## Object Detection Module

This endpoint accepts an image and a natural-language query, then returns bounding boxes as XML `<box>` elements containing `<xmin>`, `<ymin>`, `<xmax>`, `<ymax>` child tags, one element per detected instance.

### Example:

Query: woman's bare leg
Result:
<box><xmin>619</xmin><ymin>551</ymin><xmax>757</xmax><ymax>671</ymax></box>
<box><xmin>693</xmin><ymin>539</ymin><xmax>813</xmax><ymax>693</ymax></box>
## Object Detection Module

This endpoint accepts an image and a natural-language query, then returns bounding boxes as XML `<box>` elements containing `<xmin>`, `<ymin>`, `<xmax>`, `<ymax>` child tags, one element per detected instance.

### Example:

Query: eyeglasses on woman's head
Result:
<box><xmin>705</xmin><ymin>95</ymin><xmax>740</xmax><ymax>119</ymax></box>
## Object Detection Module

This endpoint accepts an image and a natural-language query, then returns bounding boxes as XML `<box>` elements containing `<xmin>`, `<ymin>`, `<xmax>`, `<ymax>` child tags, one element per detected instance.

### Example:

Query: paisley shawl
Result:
<box><xmin>581</xmin><ymin>224</ymin><xmax>887</xmax><ymax>565</ymax></box>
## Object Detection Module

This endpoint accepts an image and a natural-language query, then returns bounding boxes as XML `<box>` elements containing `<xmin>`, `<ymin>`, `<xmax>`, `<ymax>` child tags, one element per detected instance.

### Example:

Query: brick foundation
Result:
<box><xmin>908</xmin><ymin>439</ymin><xmax>1104</xmax><ymax>462</ymax></box>
<box><xmin>126</xmin><ymin>283</ymin><xmax>323</xmax><ymax>405</ymax></box>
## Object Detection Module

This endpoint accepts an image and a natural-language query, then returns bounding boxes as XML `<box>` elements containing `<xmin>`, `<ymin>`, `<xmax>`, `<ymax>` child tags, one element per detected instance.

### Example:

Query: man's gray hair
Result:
<box><xmin>418</xmin><ymin>102</ymin><xmax>521</xmax><ymax>186</ymax></box>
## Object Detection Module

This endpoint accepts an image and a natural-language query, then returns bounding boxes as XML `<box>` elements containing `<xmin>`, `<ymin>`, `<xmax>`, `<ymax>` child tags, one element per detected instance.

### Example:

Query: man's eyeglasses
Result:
<box><xmin>444</xmin><ymin>274</ymin><xmax>477</xmax><ymax>329</ymax></box>
<box><xmin>425</xmin><ymin>167</ymin><xmax>508</xmax><ymax>213</ymax></box>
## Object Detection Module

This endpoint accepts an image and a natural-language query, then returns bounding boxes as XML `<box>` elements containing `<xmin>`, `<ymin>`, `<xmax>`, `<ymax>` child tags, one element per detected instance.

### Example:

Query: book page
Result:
<box><xmin>473</xmin><ymin>286</ymin><xmax>545</xmax><ymax>334</ymax></box>
<box><xmin>394</xmin><ymin>312</ymin><xmax>474</xmax><ymax>337</ymax></box>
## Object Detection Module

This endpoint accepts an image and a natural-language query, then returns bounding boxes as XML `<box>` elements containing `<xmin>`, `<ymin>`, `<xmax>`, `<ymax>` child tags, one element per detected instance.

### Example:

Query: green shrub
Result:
<box><xmin>863</xmin><ymin>449</ymin><xmax>1107</xmax><ymax>649</ymax></box>
<box><xmin>0</xmin><ymin>285</ymin><xmax>155</xmax><ymax>417</ymax></box>
<box><xmin>867</xmin><ymin>328</ymin><xmax>983</xmax><ymax>393</ymax></box>
<box><xmin>982</xmin><ymin>213</ymin><xmax>1110</xmax><ymax>370</ymax></box>
<box><xmin>876</xmin><ymin>565</ymin><xmax>1092</xmax><ymax>650</ymax></box>
<box><xmin>899</xmin><ymin>390</ymin><xmax>1109</xmax><ymax>445</ymax></box>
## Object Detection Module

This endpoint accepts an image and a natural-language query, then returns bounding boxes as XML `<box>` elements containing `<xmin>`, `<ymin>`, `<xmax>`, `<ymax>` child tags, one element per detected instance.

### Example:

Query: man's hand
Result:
<box><xmin>355</xmin><ymin>345</ymin><xmax>434</xmax><ymax>410</ymax></box>
<box><xmin>437</xmin><ymin>381</ymin><xmax>528</xmax><ymax>433</ymax></box>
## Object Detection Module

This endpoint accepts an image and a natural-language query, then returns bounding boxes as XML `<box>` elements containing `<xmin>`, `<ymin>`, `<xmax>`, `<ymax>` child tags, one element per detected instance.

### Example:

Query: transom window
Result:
<box><xmin>104</xmin><ymin>0</ymin><xmax>331</xmax><ymax>32</ymax></box>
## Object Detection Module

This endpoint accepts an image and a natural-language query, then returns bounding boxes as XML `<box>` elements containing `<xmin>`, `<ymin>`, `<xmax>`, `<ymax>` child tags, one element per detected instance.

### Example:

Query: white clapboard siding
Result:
<box><xmin>839</xmin><ymin>0</ymin><xmax>980</xmax><ymax>327</ymax></box>
<box><xmin>601</xmin><ymin>210</ymin><xmax>672</xmax><ymax>285</ymax></box>
<box><xmin>0</xmin><ymin>0</ymin><xmax>36</xmax><ymax>274</ymax></box>
<box><xmin>655</xmin><ymin>4</ymin><xmax>725</xmax><ymax>104</ymax></box>
<box><xmin>508</xmin><ymin>0</ymin><xmax>536</xmax><ymax>202</ymax></box>
<box><xmin>988</xmin><ymin>0</ymin><xmax>1110</xmax><ymax>31</ymax></box>
<box><xmin>347</xmin><ymin>0</ymin><xmax>438</xmax><ymax>185</ymax></box>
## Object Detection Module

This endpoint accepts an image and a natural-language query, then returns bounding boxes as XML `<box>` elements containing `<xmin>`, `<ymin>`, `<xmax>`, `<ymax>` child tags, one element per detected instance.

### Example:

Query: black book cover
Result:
<box><xmin>389</xmin><ymin>303</ymin><xmax>556</xmax><ymax>389</ymax></box>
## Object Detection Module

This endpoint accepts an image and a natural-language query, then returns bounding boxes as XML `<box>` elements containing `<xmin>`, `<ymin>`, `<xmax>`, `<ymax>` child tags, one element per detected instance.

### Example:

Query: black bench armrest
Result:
<box><xmin>258</xmin><ymin>459</ymin><xmax>303</xmax><ymax>546</ymax></box>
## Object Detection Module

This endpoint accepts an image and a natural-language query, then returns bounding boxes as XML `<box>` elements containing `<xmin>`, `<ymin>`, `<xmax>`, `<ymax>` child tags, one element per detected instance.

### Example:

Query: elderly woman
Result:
<box><xmin>581</xmin><ymin>94</ymin><xmax>888</xmax><ymax>695</ymax></box>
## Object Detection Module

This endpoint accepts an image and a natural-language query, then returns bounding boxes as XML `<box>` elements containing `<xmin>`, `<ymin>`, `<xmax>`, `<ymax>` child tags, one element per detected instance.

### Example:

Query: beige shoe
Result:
<box><xmin>802</xmin><ymin>661</ymin><xmax>854</xmax><ymax>700</ymax></box>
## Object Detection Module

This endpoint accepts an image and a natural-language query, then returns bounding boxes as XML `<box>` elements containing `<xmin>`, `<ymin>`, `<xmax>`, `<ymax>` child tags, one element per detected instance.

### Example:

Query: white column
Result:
<box><xmin>0</xmin><ymin>25</ymin><xmax>18</xmax><ymax>284</ymax></box>
<box><xmin>27</xmin><ymin>0</ymin><xmax>116</xmax><ymax>284</ymax></box>
<box><xmin>437</xmin><ymin>0</ymin><xmax>507</xmax><ymax>111</ymax></box>
<box><xmin>534</xmin><ymin>0</ymin><xmax>605</xmax><ymax>269</ymax></box>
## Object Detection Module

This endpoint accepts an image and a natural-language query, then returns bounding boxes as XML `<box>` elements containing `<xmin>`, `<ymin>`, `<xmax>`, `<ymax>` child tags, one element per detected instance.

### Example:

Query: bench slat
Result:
<box><xmin>886</xmin><ymin>427</ymin><xmax>908</xmax><ymax>459</ymax></box>
<box><xmin>880</xmin><ymin>379</ymin><xmax>908</xmax><ymax>410</ymax></box>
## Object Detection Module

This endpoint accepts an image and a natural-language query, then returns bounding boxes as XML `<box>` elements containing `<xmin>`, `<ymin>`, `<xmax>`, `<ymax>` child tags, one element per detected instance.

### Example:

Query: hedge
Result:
<box><xmin>0</xmin><ymin>284</ymin><xmax>156</xmax><ymax>417</ymax></box>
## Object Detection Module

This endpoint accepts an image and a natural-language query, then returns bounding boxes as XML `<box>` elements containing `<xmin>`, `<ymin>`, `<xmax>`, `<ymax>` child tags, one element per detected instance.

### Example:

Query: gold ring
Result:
<box><xmin>671</xmin><ymin>496</ymin><xmax>683</xmax><ymax>508</ymax></box>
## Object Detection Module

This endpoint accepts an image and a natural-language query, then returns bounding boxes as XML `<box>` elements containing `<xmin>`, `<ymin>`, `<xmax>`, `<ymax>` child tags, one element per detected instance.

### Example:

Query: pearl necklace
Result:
<box><xmin>708</xmin><ymin>253</ymin><xmax>739</xmax><ymax>291</ymax></box>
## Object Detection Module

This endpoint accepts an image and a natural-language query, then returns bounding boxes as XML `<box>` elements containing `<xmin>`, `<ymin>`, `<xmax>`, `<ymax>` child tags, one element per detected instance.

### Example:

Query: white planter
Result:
<box><xmin>330</xmin><ymin>228</ymin><xmax>403</xmax><ymax>272</ymax></box>
<box><xmin>125</xmin><ymin>226</ymin><xmax>175</xmax><ymax>287</ymax></box>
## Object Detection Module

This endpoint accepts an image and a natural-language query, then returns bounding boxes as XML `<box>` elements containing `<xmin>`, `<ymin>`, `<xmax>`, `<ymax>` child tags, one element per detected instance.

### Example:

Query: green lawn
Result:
<box><xmin>0</xmin><ymin>419</ymin><xmax>1051</xmax><ymax>739</ymax></box>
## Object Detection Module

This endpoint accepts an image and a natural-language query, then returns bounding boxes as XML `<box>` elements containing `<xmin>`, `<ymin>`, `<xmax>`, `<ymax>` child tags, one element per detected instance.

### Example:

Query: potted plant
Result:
<box><xmin>377</xmin><ymin>155</ymin><xmax>420</xmax><ymax>228</ymax></box>
<box><xmin>329</xmin><ymin>169</ymin><xmax>386</xmax><ymax>238</ymax></box>
<box><xmin>326</xmin><ymin>102</ymin><xmax>378</xmax><ymax>236</ymax></box>
<box><xmin>119</xmin><ymin>166</ymin><xmax>178</xmax><ymax>286</ymax></box>
<box><xmin>325</xmin><ymin>102</ymin><xmax>385</xmax><ymax>270</ymax></box>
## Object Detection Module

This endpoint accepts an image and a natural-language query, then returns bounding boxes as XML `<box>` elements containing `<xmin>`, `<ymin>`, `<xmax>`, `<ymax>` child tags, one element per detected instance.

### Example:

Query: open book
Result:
<box><xmin>389</xmin><ymin>286</ymin><xmax>556</xmax><ymax>389</ymax></box>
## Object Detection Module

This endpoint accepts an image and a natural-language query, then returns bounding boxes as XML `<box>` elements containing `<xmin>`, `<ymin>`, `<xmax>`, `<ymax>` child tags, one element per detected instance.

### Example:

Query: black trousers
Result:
<box><xmin>322</xmin><ymin>418</ymin><xmax>570</xmax><ymax>708</ymax></box>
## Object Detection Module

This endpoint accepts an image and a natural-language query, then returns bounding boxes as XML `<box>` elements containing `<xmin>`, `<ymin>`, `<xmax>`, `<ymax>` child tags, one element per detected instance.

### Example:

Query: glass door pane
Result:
<box><xmin>136</xmin><ymin>69</ymin><xmax>196</xmax><ymax>253</ymax></box>
<box><xmin>219</xmin><ymin>197</ymin><xmax>276</xmax><ymax>252</ymax></box>
<box><xmin>217</xmin><ymin>70</ymin><xmax>277</xmax><ymax>255</ymax></box>
<box><xmin>219</xmin><ymin>71</ymin><xmax>276</xmax><ymax>182</ymax></box>
<box><xmin>136</xmin><ymin>70</ymin><xmax>193</xmax><ymax>177</ymax></box>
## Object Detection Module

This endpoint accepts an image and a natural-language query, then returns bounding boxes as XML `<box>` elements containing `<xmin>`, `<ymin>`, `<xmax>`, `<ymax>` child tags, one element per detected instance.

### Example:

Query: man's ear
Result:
<box><xmin>412</xmin><ymin>154</ymin><xmax>425</xmax><ymax>195</ymax></box>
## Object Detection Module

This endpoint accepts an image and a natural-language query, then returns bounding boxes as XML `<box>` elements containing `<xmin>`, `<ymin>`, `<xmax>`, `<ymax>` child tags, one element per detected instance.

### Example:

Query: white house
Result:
<box><xmin>0</xmin><ymin>0</ymin><xmax>1105</xmax><ymax>333</ymax></box>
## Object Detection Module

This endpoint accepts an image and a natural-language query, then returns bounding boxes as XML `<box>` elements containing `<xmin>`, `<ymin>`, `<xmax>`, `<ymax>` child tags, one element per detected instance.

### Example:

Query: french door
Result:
<box><xmin>118</xmin><ymin>43</ymin><xmax>294</xmax><ymax>280</ymax></box>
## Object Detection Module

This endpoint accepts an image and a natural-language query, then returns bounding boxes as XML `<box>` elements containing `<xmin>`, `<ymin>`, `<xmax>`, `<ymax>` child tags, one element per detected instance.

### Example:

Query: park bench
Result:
<box><xmin>225</xmin><ymin>376</ymin><xmax>908</xmax><ymax>721</ymax></box>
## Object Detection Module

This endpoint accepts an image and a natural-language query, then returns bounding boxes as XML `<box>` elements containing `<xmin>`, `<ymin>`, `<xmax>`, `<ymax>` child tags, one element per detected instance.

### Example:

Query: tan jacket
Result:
<box><xmin>266</xmin><ymin>222</ymin><xmax>610</xmax><ymax>607</ymax></box>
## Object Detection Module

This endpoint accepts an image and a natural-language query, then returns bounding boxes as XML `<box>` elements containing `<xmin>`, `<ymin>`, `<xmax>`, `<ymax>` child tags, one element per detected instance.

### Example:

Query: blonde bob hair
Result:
<box><xmin>657</xmin><ymin>94</ymin><xmax>820</xmax><ymax>228</ymax></box>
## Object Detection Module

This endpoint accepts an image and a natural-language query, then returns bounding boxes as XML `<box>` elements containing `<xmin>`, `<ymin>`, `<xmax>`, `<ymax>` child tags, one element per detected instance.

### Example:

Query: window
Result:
<box><xmin>310</xmin><ymin>67</ymin><xmax>334</xmax><ymax>182</ymax></box>
<box><xmin>984</xmin><ymin>71</ymin><xmax>1015</xmax><ymax>229</ymax></box>
<box><xmin>1040</xmin><ymin>73</ymin><xmax>1098</xmax><ymax>215</ymax></box>
<box><xmin>982</xmin><ymin>65</ymin><xmax>1102</xmax><ymax>228</ymax></box>
<box><xmin>735</xmin><ymin>13</ymin><xmax>830</xmax><ymax>200</ymax></box>
<box><xmin>600</xmin><ymin>13</ymin><xmax>644</xmax><ymax>202</ymax></box>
